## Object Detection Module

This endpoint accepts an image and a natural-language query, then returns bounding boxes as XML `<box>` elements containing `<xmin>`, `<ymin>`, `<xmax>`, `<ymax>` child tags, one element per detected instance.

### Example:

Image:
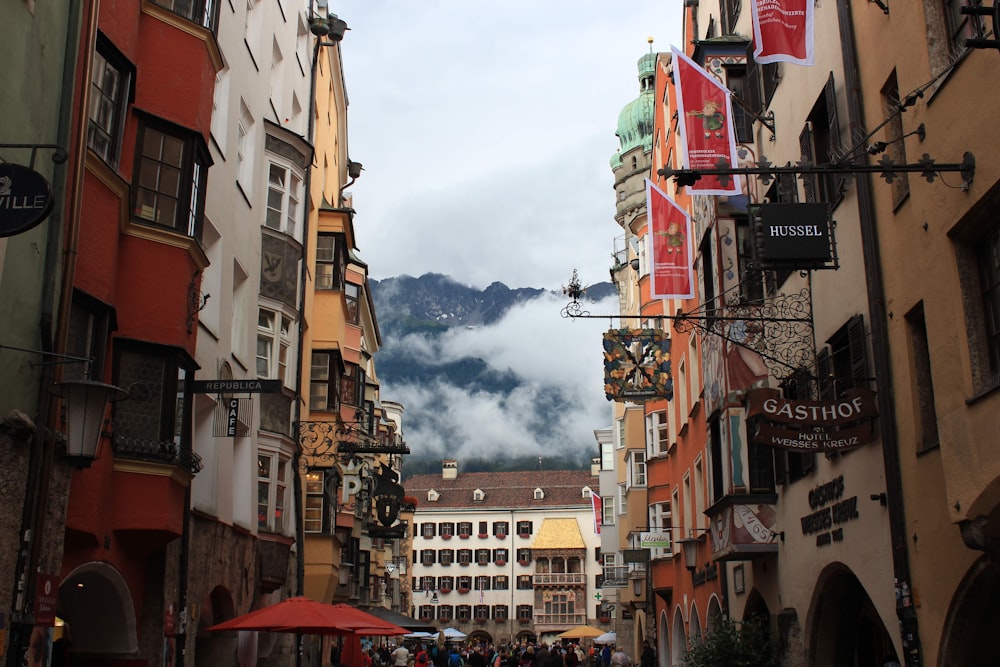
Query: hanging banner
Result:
<box><xmin>592</xmin><ymin>493</ymin><xmax>603</xmax><ymax>535</ymax></box>
<box><xmin>750</xmin><ymin>0</ymin><xmax>815</xmax><ymax>66</ymax></box>
<box><xmin>646</xmin><ymin>179</ymin><xmax>695</xmax><ymax>300</ymax></box>
<box><xmin>603</xmin><ymin>328</ymin><xmax>673</xmax><ymax>402</ymax></box>
<box><xmin>671</xmin><ymin>46</ymin><xmax>742</xmax><ymax>196</ymax></box>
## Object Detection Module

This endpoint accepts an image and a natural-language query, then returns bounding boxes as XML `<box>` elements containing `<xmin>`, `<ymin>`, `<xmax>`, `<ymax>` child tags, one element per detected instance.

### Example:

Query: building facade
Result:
<box><xmin>405</xmin><ymin>462</ymin><xmax>602</xmax><ymax>646</ymax></box>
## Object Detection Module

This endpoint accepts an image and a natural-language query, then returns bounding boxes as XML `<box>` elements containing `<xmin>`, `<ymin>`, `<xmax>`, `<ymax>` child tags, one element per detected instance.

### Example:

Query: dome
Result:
<box><xmin>610</xmin><ymin>51</ymin><xmax>657</xmax><ymax>167</ymax></box>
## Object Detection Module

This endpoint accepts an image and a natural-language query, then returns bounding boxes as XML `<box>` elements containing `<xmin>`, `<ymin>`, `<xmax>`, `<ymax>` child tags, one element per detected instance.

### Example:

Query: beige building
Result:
<box><xmin>405</xmin><ymin>461</ymin><xmax>602</xmax><ymax>645</ymax></box>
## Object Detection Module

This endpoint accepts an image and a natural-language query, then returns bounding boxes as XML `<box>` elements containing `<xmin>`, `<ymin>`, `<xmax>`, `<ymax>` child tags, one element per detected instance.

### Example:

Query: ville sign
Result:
<box><xmin>746</xmin><ymin>387</ymin><xmax>878</xmax><ymax>452</ymax></box>
<box><xmin>0</xmin><ymin>163</ymin><xmax>55</xmax><ymax>237</ymax></box>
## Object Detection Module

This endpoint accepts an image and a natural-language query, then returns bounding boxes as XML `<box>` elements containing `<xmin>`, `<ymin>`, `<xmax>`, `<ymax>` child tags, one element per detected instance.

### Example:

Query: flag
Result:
<box><xmin>591</xmin><ymin>493</ymin><xmax>602</xmax><ymax>535</ymax></box>
<box><xmin>479</xmin><ymin>587</ymin><xmax>485</xmax><ymax>604</ymax></box>
<box><xmin>751</xmin><ymin>0</ymin><xmax>815</xmax><ymax>65</ymax></box>
<box><xmin>646</xmin><ymin>179</ymin><xmax>695</xmax><ymax>300</ymax></box>
<box><xmin>671</xmin><ymin>46</ymin><xmax>742</xmax><ymax>196</ymax></box>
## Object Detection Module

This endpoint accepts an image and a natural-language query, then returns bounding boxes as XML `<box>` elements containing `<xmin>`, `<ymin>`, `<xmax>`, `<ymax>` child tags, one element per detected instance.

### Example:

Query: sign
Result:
<box><xmin>754</xmin><ymin>203</ymin><xmax>832</xmax><ymax>265</ymax></box>
<box><xmin>747</xmin><ymin>387</ymin><xmax>877</xmax><ymax>426</ymax></box>
<box><xmin>191</xmin><ymin>379</ymin><xmax>282</xmax><ymax>393</ymax></box>
<box><xmin>751</xmin><ymin>0</ymin><xmax>816</xmax><ymax>66</ymax></box>
<box><xmin>0</xmin><ymin>163</ymin><xmax>55</xmax><ymax>237</ymax></box>
<box><xmin>622</xmin><ymin>548</ymin><xmax>651</xmax><ymax>564</ymax></box>
<box><xmin>639</xmin><ymin>532</ymin><xmax>672</xmax><ymax>549</ymax></box>
<box><xmin>33</xmin><ymin>574</ymin><xmax>59</xmax><ymax>626</ymax></box>
<box><xmin>799</xmin><ymin>475</ymin><xmax>860</xmax><ymax>546</ymax></box>
<box><xmin>646</xmin><ymin>179</ymin><xmax>695</xmax><ymax>300</ymax></box>
<box><xmin>603</xmin><ymin>328</ymin><xmax>673</xmax><ymax>401</ymax></box>
<box><xmin>754</xmin><ymin>421</ymin><xmax>875</xmax><ymax>452</ymax></box>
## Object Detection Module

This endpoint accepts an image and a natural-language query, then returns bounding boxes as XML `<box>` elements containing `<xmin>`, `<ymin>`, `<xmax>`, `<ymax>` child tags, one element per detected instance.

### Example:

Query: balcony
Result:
<box><xmin>533</xmin><ymin>573</ymin><xmax>586</xmax><ymax>586</ymax></box>
<box><xmin>535</xmin><ymin>613</ymin><xmax>586</xmax><ymax>626</ymax></box>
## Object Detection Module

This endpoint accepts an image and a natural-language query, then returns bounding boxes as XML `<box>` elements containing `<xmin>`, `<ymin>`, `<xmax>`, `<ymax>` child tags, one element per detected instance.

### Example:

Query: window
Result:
<box><xmin>978</xmin><ymin>228</ymin><xmax>1000</xmax><ymax>388</ymax></box>
<box><xmin>494</xmin><ymin>605</ymin><xmax>509</xmax><ymax>621</ymax></box>
<box><xmin>458</xmin><ymin>549</ymin><xmax>472</xmax><ymax>565</ymax></box>
<box><xmin>304</xmin><ymin>470</ymin><xmax>334</xmax><ymax>533</ymax></box>
<box><xmin>114</xmin><ymin>345</ymin><xmax>184</xmax><ymax>449</ymax></box>
<box><xmin>458</xmin><ymin>576</ymin><xmax>472</xmax><ymax>591</ymax></box>
<box><xmin>345</xmin><ymin>283</ymin><xmax>361</xmax><ymax>325</ymax></box>
<box><xmin>316</xmin><ymin>233</ymin><xmax>346</xmax><ymax>290</ymax></box>
<box><xmin>88</xmin><ymin>34</ymin><xmax>133</xmax><ymax>166</ymax></box>
<box><xmin>774</xmin><ymin>371</ymin><xmax>816</xmax><ymax>484</ymax></box>
<box><xmin>493</xmin><ymin>521</ymin><xmax>509</xmax><ymax>537</ymax></box>
<box><xmin>133</xmin><ymin>116</ymin><xmax>209</xmax><ymax>238</ymax></box>
<box><xmin>420</xmin><ymin>575</ymin><xmax>435</xmax><ymax>591</ymax></box>
<box><xmin>439</xmin><ymin>549</ymin><xmax>455</xmax><ymax>566</ymax></box>
<box><xmin>439</xmin><ymin>576</ymin><xmax>454</xmax><ymax>591</ymax></box>
<box><xmin>880</xmin><ymin>70</ymin><xmax>910</xmax><ymax>208</ymax></box>
<box><xmin>421</xmin><ymin>550</ymin><xmax>436</xmax><ymax>566</ymax></box>
<box><xmin>65</xmin><ymin>293</ymin><xmax>112</xmax><ymax>383</ymax></box>
<box><xmin>943</xmin><ymin>0</ymin><xmax>983</xmax><ymax>58</ymax></box>
<box><xmin>457</xmin><ymin>605</ymin><xmax>472</xmax><ymax>621</ymax></box>
<box><xmin>257</xmin><ymin>309</ymin><xmax>292</xmax><ymax>382</ymax></box>
<box><xmin>151</xmin><ymin>0</ymin><xmax>219</xmax><ymax>29</ymax></box>
<box><xmin>265</xmin><ymin>162</ymin><xmax>303</xmax><ymax>235</ymax></box>
<box><xmin>800</xmin><ymin>73</ymin><xmax>845</xmax><ymax>208</ymax></box>
<box><xmin>545</xmin><ymin>593</ymin><xmax>574</xmax><ymax>616</ymax></box>
<box><xmin>818</xmin><ymin>315</ymin><xmax>868</xmax><ymax>400</ymax></box>
<box><xmin>601</xmin><ymin>441</ymin><xmax>615</xmax><ymax>470</ymax></box>
<box><xmin>629</xmin><ymin>451</ymin><xmax>647</xmax><ymax>487</ymax></box>
<box><xmin>418</xmin><ymin>605</ymin><xmax>434</xmax><ymax>620</ymax></box>
<box><xmin>458</xmin><ymin>522</ymin><xmax>473</xmax><ymax>537</ymax></box>
<box><xmin>478</xmin><ymin>521</ymin><xmax>488</xmax><ymax>535</ymax></box>
<box><xmin>516</xmin><ymin>605</ymin><xmax>533</xmax><ymax>621</ymax></box>
<box><xmin>476</xmin><ymin>549</ymin><xmax>490</xmax><ymax>566</ymax></box>
<box><xmin>725</xmin><ymin>64</ymin><xmax>754</xmax><ymax>144</ymax></box>
<box><xmin>516</xmin><ymin>548</ymin><xmax>531</xmax><ymax>563</ymax></box>
<box><xmin>618</xmin><ymin>483</ymin><xmax>627</xmax><ymax>514</ymax></box>
<box><xmin>533</xmin><ymin>487</ymin><xmax>544</xmax><ymax>500</ymax></box>
<box><xmin>258</xmin><ymin>449</ymin><xmax>290</xmax><ymax>533</ymax></box>
<box><xmin>309</xmin><ymin>351</ymin><xmax>343</xmax><ymax>413</ymax></box>
<box><xmin>493</xmin><ymin>548</ymin><xmax>508</xmax><ymax>563</ymax></box>
<box><xmin>474</xmin><ymin>605</ymin><xmax>490</xmax><ymax>621</ymax></box>
<box><xmin>340</xmin><ymin>363</ymin><xmax>364</xmax><ymax>407</ymax></box>
<box><xmin>516</xmin><ymin>521</ymin><xmax>533</xmax><ymax>536</ymax></box>
<box><xmin>744</xmin><ymin>44</ymin><xmax>779</xmax><ymax>117</ymax></box>
<box><xmin>720</xmin><ymin>0</ymin><xmax>741</xmax><ymax>34</ymax></box>
<box><xmin>906</xmin><ymin>303</ymin><xmax>940</xmax><ymax>453</ymax></box>
<box><xmin>421</xmin><ymin>523</ymin><xmax>437</xmax><ymax>538</ymax></box>
<box><xmin>516</xmin><ymin>575</ymin><xmax>532</xmax><ymax>590</ymax></box>
<box><xmin>438</xmin><ymin>605</ymin><xmax>454</xmax><ymax>621</ymax></box>
<box><xmin>646</xmin><ymin>411</ymin><xmax>669</xmax><ymax>457</ymax></box>
<box><xmin>602</xmin><ymin>497</ymin><xmax>615</xmax><ymax>526</ymax></box>
<box><xmin>493</xmin><ymin>576</ymin><xmax>509</xmax><ymax>591</ymax></box>
<box><xmin>475</xmin><ymin>576</ymin><xmax>491</xmax><ymax>591</ymax></box>
<box><xmin>440</xmin><ymin>522</ymin><xmax>455</xmax><ymax>537</ymax></box>
<box><xmin>648</xmin><ymin>502</ymin><xmax>673</xmax><ymax>559</ymax></box>
<box><xmin>236</xmin><ymin>101</ymin><xmax>254</xmax><ymax>191</ymax></box>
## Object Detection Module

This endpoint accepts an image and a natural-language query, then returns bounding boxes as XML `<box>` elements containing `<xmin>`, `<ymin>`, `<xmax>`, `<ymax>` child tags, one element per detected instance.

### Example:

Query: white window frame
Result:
<box><xmin>629</xmin><ymin>450</ymin><xmax>647</xmax><ymax>488</ymax></box>
<box><xmin>648</xmin><ymin>502</ymin><xmax>673</xmax><ymax>559</ymax></box>
<box><xmin>258</xmin><ymin>448</ymin><xmax>290</xmax><ymax>533</ymax></box>
<box><xmin>618</xmin><ymin>483</ymin><xmax>627</xmax><ymax>514</ymax></box>
<box><xmin>646</xmin><ymin>410</ymin><xmax>669</xmax><ymax>457</ymax></box>
<box><xmin>265</xmin><ymin>160</ymin><xmax>303</xmax><ymax>236</ymax></box>
<box><xmin>236</xmin><ymin>100</ymin><xmax>254</xmax><ymax>192</ymax></box>
<box><xmin>602</xmin><ymin>496</ymin><xmax>616</xmax><ymax>526</ymax></box>
<box><xmin>256</xmin><ymin>307</ymin><xmax>293</xmax><ymax>384</ymax></box>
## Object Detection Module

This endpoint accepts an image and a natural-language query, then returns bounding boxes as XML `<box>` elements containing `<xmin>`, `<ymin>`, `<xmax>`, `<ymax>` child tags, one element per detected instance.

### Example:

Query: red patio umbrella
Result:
<box><xmin>207</xmin><ymin>597</ymin><xmax>409</xmax><ymax>636</ymax></box>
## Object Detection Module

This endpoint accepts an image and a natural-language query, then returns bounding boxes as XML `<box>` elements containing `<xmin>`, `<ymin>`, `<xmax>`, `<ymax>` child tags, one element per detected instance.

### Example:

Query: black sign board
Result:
<box><xmin>192</xmin><ymin>379</ymin><xmax>283</xmax><ymax>393</ymax></box>
<box><xmin>0</xmin><ymin>163</ymin><xmax>55</xmax><ymax>237</ymax></box>
<box><xmin>752</xmin><ymin>203</ymin><xmax>836</xmax><ymax>269</ymax></box>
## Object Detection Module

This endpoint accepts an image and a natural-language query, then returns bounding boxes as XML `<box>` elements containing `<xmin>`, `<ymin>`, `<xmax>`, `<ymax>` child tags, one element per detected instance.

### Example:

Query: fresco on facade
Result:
<box><xmin>710</xmin><ymin>503</ymin><xmax>780</xmax><ymax>556</ymax></box>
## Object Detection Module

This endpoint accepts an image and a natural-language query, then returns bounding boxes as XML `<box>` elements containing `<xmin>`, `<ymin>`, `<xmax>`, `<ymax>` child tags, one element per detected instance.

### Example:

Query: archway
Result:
<box><xmin>939</xmin><ymin>553</ymin><xmax>1000</xmax><ymax>666</ymax></box>
<box><xmin>705</xmin><ymin>596</ymin><xmax>723</xmax><ymax>632</ymax></box>
<box><xmin>656</xmin><ymin>608</ymin><xmax>670</xmax><ymax>667</ymax></box>
<box><xmin>808</xmin><ymin>563</ymin><xmax>896</xmax><ymax>667</ymax></box>
<box><xmin>688</xmin><ymin>602</ymin><xmax>702</xmax><ymax>646</ymax></box>
<box><xmin>58</xmin><ymin>561</ymin><xmax>138</xmax><ymax>655</ymax></box>
<box><xmin>195</xmin><ymin>585</ymin><xmax>238</xmax><ymax>667</ymax></box>
<box><xmin>669</xmin><ymin>608</ymin><xmax>686</xmax><ymax>666</ymax></box>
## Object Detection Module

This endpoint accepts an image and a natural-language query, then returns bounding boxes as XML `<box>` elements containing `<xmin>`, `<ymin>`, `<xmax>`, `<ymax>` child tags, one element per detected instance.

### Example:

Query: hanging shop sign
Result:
<box><xmin>192</xmin><ymin>378</ymin><xmax>283</xmax><ymax>393</ymax></box>
<box><xmin>751</xmin><ymin>203</ymin><xmax>837</xmax><ymax>270</ymax></box>
<box><xmin>747</xmin><ymin>386</ymin><xmax>877</xmax><ymax>452</ymax></box>
<box><xmin>603</xmin><ymin>328</ymin><xmax>672</xmax><ymax>401</ymax></box>
<box><xmin>0</xmin><ymin>163</ymin><xmax>55</xmax><ymax>237</ymax></box>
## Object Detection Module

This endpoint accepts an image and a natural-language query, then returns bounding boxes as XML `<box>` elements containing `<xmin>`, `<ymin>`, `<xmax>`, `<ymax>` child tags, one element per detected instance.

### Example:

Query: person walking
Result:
<box><xmin>639</xmin><ymin>641</ymin><xmax>655</xmax><ymax>667</ymax></box>
<box><xmin>392</xmin><ymin>643</ymin><xmax>411</xmax><ymax>667</ymax></box>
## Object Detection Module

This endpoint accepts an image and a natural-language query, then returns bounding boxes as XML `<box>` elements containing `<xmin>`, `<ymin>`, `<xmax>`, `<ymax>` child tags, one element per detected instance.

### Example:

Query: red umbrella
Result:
<box><xmin>207</xmin><ymin>597</ymin><xmax>409</xmax><ymax>636</ymax></box>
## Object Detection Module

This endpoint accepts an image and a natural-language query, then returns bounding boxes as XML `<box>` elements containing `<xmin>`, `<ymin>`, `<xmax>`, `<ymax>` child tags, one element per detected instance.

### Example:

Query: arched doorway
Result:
<box><xmin>705</xmin><ymin>596</ymin><xmax>723</xmax><ymax>631</ymax></box>
<box><xmin>195</xmin><ymin>585</ymin><xmax>237</xmax><ymax>667</ymax></box>
<box><xmin>657</xmin><ymin>608</ymin><xmax>670</xmax><ymax>667</ymax></box>
<box><xmin>688</xmin><ymin>603</ymin><xmax>702</xmax><ymax>645</ymax></box>
<box><xmin>669</xmin><ymin>608</ymin><xmax>686</xmax><ymax>666</ymax></box>
<box><xmin>939</xmin><ymin>553</ymin><xmax>1000</xmax><ymax>666</ymax></box>
<box><xmin>58</xmin><ymin>561</ymin><xmax>138</xmax><ymax>656</ymax></box>
<box><xmin>808</xmin><ymin>563</ymin><xmax>896</xmax><ymax>667</ymax></box>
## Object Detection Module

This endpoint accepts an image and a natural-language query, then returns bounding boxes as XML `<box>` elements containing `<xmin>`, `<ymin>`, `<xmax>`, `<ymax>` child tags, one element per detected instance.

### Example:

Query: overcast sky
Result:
<box><xmin>337</xmin><ymin>1</ymin><xmax>682</xmax><ymax>292</ymax></box>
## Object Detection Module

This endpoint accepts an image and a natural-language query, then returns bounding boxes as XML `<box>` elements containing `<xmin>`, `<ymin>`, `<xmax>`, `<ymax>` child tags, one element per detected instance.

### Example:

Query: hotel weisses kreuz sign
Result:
<box><xmin>747</xmin><ymin>387</ymin><xmax>878</xmax><ymax>452</ymax></box>
<box><xmin>0</xmin><ymin>163</ymin><xmax>55</xmax><ymax>236</ymax></box>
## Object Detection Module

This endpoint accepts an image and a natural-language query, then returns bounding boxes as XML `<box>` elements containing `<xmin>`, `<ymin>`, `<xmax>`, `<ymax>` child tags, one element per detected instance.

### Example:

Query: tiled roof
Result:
<box><xmin>532</xmin><ymin>518</ymin><xmax>585</xmax><ymax>549</ymax></box>
<box><xmin>404</xmin><ymin>469</ymin><xmax>596</xmax><ymax>510</ymax></box>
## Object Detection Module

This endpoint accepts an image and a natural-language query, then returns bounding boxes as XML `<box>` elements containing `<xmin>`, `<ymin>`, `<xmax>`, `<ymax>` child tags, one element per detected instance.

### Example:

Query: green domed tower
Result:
<box><xmin>610</xmin><ymin>46</ymin><xmax>657</xmax><ymax>169</ymax></box>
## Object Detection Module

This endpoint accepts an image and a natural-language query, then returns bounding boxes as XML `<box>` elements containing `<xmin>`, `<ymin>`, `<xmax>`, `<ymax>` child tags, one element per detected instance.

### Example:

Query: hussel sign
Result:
<box><xmin>747</xmin><ymin>387</ymin><xmax>877</xmax><ymax>452</ymax></box>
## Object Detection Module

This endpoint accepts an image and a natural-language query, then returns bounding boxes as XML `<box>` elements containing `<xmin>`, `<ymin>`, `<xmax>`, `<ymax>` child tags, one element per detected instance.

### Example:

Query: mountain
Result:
<box><xmin>369</xmin><ymin>273</ymin><xmax>615</xmax><ymax>475</ymax></box>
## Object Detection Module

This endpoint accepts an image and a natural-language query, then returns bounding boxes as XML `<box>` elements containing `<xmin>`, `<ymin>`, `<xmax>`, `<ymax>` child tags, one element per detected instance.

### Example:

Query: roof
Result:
<box><xmin>532</xmin><ymin>518</ymin><xmax>585</xmax><ymax>549</ymax></box>
<box><xmin>404</xmin><ymin>469</ymin><xmax>596</xmax><ymax>510</ymax></box>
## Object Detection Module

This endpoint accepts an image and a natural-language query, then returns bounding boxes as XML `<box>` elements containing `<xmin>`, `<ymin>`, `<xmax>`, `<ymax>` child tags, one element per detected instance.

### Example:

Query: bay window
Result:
<box><xmin>258</xmin><ymin>449</ymin><xmax>290</xmax><ymax>533</ymax></box>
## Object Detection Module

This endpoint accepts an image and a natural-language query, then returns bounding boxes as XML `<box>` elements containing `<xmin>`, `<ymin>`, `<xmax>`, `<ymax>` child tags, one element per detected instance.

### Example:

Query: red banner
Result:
<box><xmin>671</xmin><ymin>47</ymin><xmax>741</xmax><ymax>196</ymax></box>
<box><xmin>751</xmin><ymin>0</ymin><xmax>815</xmax><ymax>65</ymax></box>
<box><xmin>646</xmin><ymin>179</ymin><xmax>694</xmax><ymax>299</ymax></box>
<box><xmin>592</xmin><ymin>493</ymin><xmax>602</xmax><ymax>535</ymax></box>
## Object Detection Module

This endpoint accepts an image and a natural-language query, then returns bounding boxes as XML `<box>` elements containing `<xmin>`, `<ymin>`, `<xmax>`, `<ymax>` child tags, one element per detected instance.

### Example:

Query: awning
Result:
<box><xmin>362</xmin><ymin>607</ymin><xmax>436</xmax><ymax>633</ymax></box>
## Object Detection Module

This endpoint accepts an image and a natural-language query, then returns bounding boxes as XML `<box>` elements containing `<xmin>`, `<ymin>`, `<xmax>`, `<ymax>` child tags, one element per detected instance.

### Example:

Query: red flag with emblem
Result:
<box><xmin>751</xmin><ymin>0</ymin><xmax>815</xmax><ymax>65</ymax></box>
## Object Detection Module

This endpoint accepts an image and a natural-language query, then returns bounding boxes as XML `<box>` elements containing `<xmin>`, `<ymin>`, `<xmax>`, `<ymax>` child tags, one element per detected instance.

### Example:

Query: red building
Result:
<box><xmin>59</xmin><ymin>2</ymin><xmax>221</xmax><ymax>664</ymax></box>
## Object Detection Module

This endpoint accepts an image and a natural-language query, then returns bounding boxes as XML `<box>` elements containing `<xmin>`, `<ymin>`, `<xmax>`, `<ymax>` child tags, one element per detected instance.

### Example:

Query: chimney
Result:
<box><xmin>442</xmin><ymin>459</ymin><xmax>458</xmax><ymax>480</ymax></box>
<box><xmin>590</xmin><ymin>457</ymin><xmax>601</xmax><ymax>477</ymax></box>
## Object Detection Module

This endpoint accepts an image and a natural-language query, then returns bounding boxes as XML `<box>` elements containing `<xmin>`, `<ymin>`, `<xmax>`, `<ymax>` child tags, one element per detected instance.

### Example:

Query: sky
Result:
<box><xmin>336</xmin><ymin>1</ymin><xmax>683</xmax><ymax>293</ymax></box>
<box><xmin>328</xmin><ymin>2</ymin><xmax>683</xmax><ymax>464</ymax></box>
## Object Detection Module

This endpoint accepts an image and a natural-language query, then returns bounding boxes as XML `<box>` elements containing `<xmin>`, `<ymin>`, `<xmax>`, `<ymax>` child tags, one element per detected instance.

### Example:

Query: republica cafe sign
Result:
<box><xmin>747</xmin><ymin>387</ymin><xmax>877</xmax><ymax>452</ymax></box>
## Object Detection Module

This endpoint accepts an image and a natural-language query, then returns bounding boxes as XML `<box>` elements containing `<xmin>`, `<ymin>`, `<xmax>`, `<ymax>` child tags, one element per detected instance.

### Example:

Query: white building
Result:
<box><xmin>404</xmin><ymin>461</ymin><xmax>603</xmax><ymax>646</ymax></box>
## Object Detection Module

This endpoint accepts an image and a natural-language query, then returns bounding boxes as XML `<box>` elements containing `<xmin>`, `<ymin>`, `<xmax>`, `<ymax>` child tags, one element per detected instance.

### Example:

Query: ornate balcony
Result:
<box><xmin>533</xmin><ymin>572</ymin><xmax>586</xmax><ymax>586</ymax></box>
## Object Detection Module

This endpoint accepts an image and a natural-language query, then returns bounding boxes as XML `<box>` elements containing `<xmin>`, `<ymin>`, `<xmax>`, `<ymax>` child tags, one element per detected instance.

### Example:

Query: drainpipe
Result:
<box><xmin>836</xmin><ymin>2</ymin><xmax>921</xmax><ymax>665</ymax></box>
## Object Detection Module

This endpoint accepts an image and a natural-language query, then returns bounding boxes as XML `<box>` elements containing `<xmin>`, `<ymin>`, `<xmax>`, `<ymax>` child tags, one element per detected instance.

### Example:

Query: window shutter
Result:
<box><xmin>799</xmin><ymin>122</ymin><xmax>818</xmax><ymax>203</ymax></box>
<box><xmin>816</xmin><ymin>346</ymin><xmax>833</xmax><ymax>400</ymax></box>
<box><xmin>825</xmin><ymin>72</ymin><xmax>847</xmax><ymax>202</ymax></box>
<box><xmin>848</xmin><ymin>314</ymin><xmax>868</xmax><ymax>387</ymax></box>
<box><xmin>745</xmin><ymin>42</ymin><xmax>762</xmax><ymax>116</ymax></box>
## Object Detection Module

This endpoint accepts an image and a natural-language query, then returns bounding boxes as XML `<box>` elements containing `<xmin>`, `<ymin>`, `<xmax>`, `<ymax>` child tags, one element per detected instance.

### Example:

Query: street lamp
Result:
<box><xmin>678</xmin><ymin>538</ymin><xmax>701</xmax><ymax>573</ymax></box>
<box><xmin>52</xmin><ymin>379</ymin><xmax>128</xmax><ymax>468</ymax></box>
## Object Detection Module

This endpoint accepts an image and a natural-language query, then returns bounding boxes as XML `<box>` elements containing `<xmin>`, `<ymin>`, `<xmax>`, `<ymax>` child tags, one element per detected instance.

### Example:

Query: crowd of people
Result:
<box><xmin>344</xmin><ymin>638</ymin><xmax>657</xmax><ymax>667</ymax></box>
